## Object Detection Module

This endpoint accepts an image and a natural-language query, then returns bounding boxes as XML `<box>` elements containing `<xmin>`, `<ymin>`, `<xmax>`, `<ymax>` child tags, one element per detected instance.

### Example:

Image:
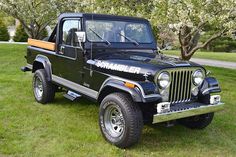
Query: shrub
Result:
<box><xmin>212</xmin><ymin>44</ymin><xmax>229</xmax><ymax>52</ymax></box>
<box><xmin>201</xmin><ymin>32</ymin><xmax>236</xmax><ymax>52</ymax></box>
<box><xmin>13</xmin><ymin>24</ymin><xmax>28</xmax><ymax>42</ymax></box>
<box><xmin>209</xmin><ymin>38</ymin><xmax>236</xmax><ymax>52</ymax></box>
<box><xmin>0</xmin><ymin>19</ymin><xmax>10</xmax><ymax>41</ymax></box>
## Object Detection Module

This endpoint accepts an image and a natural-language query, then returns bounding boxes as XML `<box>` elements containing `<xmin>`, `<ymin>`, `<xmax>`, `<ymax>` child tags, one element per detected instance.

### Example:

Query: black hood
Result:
<box><xmin>89</xmin><ymin>50</ymin><xmax>202</xmax><ymax>81</ymax></box>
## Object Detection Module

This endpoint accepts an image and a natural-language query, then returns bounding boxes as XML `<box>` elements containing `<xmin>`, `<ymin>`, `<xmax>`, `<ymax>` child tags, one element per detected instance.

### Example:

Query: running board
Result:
<box><xmin>63</xmin><ymin>91</ymin><xmax>81</xmax><ymax>101</ymax></box>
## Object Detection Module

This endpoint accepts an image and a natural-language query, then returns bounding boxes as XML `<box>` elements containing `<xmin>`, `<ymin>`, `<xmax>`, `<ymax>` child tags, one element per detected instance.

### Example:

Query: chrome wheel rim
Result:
<box><xmin>34</xmin><ymin>76</ymin><xmax>43</xmax><ymax>98</ymax></box>
<box><xmin>104</xmin><ymin>104</ymin><xmax>125</xmax><ymax>137</ymax></box>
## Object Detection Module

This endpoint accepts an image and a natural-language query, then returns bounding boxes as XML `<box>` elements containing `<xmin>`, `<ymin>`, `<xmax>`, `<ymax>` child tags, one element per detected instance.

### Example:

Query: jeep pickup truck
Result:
<box><xmin>21</xmin><ymin>13</ymin><xmax>224</xmax><ymax>148</ymax></box>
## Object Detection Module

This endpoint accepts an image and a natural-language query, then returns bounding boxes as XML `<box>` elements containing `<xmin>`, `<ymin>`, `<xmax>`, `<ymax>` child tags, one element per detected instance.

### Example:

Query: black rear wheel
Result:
<box><xmin>179</xmin><ymin>112</ymin><xmax>214</xmax><ymax>129</ymax></box>
<box><xmin>33</xmin><ymin>69</ymin><xmax>55</xmax><ymax>104</ymax></box>
<box><xmin>99</xmin><ymin>92</ymin><xmax>143</xmax><ymax>148</ymax></box>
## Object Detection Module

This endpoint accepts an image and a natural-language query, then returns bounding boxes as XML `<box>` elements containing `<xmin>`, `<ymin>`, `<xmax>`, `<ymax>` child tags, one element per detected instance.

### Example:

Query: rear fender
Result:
<box><xmin>33</xmin><ymin>55</ymin><xmax>52</xmax><ymax>81</ymax></box>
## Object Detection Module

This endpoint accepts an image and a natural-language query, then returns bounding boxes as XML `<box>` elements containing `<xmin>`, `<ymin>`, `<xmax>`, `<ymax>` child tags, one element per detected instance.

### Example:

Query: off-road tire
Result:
<box><xmin>33</xmin><ymin>69</ymin><xmax>55</xmax><ymax>104</ymax></box>
<box><xmin>99</xmin><ymin>92</ymin><xmax>143</xmax><ymax>148</ymax></box>
<box><xmin>179</xmin><ymin>112</ymin><xmax>214</xmax><ymax>129</ymax></box>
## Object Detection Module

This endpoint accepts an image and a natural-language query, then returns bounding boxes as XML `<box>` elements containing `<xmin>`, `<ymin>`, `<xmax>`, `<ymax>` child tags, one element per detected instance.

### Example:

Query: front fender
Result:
<box><xmin>103</xmin><ymin>80</ymin><xmax>143</xmax><ymax>102</ymax></box>
<box><xmin>98</xmin><ymin>77</ymin><xmax>161</xmax><ymax>103</ymax></box>
<box><xmin>200</xmin><ymin>77</ymin><xmax>221</xmax><ymax>95</ymax></box>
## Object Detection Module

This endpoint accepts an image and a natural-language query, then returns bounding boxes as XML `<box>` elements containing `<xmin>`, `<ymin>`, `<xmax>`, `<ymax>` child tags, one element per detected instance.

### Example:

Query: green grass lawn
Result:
<box><xmin>0</xmin><ymin>44</ymin><xmax>236</xmax><ymax>157</ymax></box>
<box><xmin>165</xmin><ymin>50</ymin><xmax>236</xmax><ymax>62</ymax></box>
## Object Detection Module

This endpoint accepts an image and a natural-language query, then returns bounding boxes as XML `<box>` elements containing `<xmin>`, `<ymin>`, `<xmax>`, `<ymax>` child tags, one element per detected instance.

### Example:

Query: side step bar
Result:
<box><xmin>64</xmin><ymin>91</ymin><xmax>81</xmax><ymax>101</ymax></box>
<box><xmin>21</xmin><ymin>66</ymin><xmax>31</xmax><ymax>72</ymax></box>
<box><xmin>21</xmin><ymin>64</ymin><xmax>32</xmax><ymax>72</ymax></box>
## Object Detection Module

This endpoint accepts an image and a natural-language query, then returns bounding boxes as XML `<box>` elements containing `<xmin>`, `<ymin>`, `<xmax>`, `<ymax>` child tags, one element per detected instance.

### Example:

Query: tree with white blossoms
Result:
<box><xmin>0</xmin><ymin>0</ymin><xmax>235</xmax><ymax>58</ymax></box>
<box><xmin>150</xmin><ymin>0</ymin><xmax>236</xmax><ymax>60</ymax></box>
<box><xmin>0</xmin><ymin>0</ymin><xmax>78</xmax><ymax>39</ymax></box>
<box><xmin>84</xmin><ymin>0</ymin><xmax>236</xmax><ymax>60</ymax></box>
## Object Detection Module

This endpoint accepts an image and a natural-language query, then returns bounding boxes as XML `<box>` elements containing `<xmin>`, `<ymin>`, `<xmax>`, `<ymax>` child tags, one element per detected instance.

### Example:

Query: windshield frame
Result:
<box><xmin>84</xmin><ymin>18</ymin><xmax>155</xmax><ymax>45</ymax></box>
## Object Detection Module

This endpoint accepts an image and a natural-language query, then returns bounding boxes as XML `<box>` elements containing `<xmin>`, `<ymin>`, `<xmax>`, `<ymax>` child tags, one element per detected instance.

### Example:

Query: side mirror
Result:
<box><xmin>75</xmin><ymin>31</ymin><xmax>86</xmax><ymax>43</ymax></box>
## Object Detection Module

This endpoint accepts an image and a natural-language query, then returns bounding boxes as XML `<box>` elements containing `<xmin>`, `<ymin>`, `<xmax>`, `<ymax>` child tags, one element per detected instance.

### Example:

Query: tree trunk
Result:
<box><xmin>178</xmin><ymin>25</ymin><xmax>200</xmax><ymax>60</ymax></box>
<box><xmin>178</xmin><ymin>25</ymin><xmax>226</xmax><ymax>60</ymax></box>
<box><xmin>20</xmin><ymin>22</ymin><xmax>46</xmax><ymax>40</ymax></box>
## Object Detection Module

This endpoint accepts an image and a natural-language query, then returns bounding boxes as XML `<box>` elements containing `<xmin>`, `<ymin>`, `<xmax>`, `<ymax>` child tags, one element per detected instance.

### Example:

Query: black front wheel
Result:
<box><xmin>179</xmin><ymin>113</ymin><xmax>214</xmax><ymax>129</ymax></box>
<box><xmin>99</xmin><ymin>93</ymin><xmax>143</xmax><ymax>148</ymax></box>
<box><xmin>33</xmin><ymin>69</ymin><xmax>55</xmax><ymax>104</ymax></box>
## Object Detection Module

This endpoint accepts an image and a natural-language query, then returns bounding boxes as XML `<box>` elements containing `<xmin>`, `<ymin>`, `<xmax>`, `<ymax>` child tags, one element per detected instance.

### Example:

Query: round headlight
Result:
<box><xmin>193</xmin><ymin>69</ymin><xmax>204</xmax><ymax>86</ymax></box>
<box><xmin>157</xmin><ymin>72</ymin><xmax>170</xmax><ymax>89</ymax></box>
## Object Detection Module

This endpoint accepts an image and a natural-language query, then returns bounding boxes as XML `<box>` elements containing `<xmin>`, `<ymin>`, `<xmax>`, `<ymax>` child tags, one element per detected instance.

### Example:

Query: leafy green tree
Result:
<box><xmin>0</xmin><ymin>18</ymin><xmax>9</xmax><ymax>41</ymax></box>
<box><xmin>90</xmin><ymin>0</ymin><xmax>236</xmax><ymax>59</ymax></box>
<box><xmin>13</xmin><ymin>24</ymin><xmax>28</xmax><ymax>42</ymax></box>
<box><xmin>0</xmin><ymin>11</ymin><xmax>14</xmax><ymax>26</ymax></box>
<box><xmin>149</xmin><ymin>0</ymin><xmax>236</xmax><ymax>60</ymax></box>
<box><xmin>1</xmin><ymin>0</ymin><xmax>235</xmax><ymax>59</ymax></box>
<box><xmin>201</xmin><ymin>35</ymin><xmax>236</xmax><ymax>52</ymax></box>
<box><xmin>0</xmin><ymin>0</ymin><xmax>76</xmax><ymax>39</ymax></box>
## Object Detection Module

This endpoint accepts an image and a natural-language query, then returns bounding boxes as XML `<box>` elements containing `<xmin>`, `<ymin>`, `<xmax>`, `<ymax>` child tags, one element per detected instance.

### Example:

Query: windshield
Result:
<box><xmin>85</xmin><ymin>20</ymin><xmax>153</xmax><ymax>44</ymax></box>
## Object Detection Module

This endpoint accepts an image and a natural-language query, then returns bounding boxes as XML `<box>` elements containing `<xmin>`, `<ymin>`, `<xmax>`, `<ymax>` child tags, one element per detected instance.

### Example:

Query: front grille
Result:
<box><xmin>169</xmin><ymin>69</ymin><xmax>193</xmax><ymax>104</ymax></box>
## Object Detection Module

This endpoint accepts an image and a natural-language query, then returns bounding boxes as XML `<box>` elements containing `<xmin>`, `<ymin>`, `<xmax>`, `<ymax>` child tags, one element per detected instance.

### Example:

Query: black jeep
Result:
<box><xmin>21</xmin><ymin>13</ymin><xmax>224</xmax><ymax>148</ymax></box>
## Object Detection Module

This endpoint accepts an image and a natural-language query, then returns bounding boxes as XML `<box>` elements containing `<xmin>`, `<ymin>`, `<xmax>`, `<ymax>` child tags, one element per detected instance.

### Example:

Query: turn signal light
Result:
<box><xmin>124</xmin><ymin>82</ymin><xmax>135</xmax><ymax>88</ymax></box>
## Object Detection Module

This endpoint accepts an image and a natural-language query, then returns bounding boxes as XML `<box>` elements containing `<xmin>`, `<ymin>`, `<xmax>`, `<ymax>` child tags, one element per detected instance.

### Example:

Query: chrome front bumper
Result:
<box><xmin>152</xmin><ymin>102</ymin><xmax>224</xmax><ymax>124</ymax></box>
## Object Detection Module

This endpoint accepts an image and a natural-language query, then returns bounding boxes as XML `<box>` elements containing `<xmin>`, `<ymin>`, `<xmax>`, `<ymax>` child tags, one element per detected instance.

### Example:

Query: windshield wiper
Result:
<box><xmin>89</xmin><ymin>28</ymin><xmax>111</xmax><ymax>45</ymax></box>
<box><xmin>118</xmin><ymin>33</ymin><xmax>139</xmax><ymax>46</ymax></box>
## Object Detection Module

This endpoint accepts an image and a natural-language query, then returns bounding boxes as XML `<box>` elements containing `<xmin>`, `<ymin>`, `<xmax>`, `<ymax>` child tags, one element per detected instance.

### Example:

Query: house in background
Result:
<box><xmin>7</xmin><ymin>19</ymin><xmax>19</xmax><ymax>42</ymax></box>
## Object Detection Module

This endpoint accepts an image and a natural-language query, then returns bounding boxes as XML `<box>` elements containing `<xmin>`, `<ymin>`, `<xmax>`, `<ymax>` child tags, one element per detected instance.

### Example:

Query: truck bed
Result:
<box><xmin>28</xmin><ymin>38</ymin><xmax>56</xmax><ymax>51</ymax></box>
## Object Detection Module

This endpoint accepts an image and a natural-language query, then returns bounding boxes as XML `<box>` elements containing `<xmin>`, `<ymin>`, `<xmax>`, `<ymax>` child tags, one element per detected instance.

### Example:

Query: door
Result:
<box><xmin>55</xmin><ymin>18</ymin><xmax>84</xmax><ymax>84</ymax></box>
